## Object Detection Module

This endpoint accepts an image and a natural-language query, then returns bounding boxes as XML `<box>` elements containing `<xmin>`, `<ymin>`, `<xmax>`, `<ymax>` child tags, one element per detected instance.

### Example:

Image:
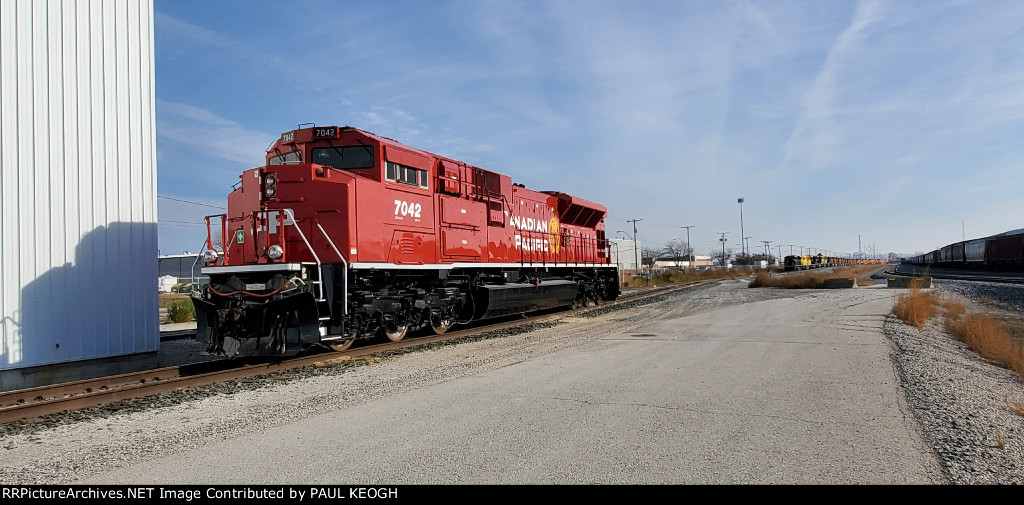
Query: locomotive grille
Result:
<box><xmin>400</xmin><ymin>237</ymin><xmax>415</xmax><ymax>255</ymax></box>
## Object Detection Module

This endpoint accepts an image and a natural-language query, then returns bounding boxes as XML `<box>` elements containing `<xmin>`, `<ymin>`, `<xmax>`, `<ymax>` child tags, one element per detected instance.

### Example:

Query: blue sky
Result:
<box><xmin>154</xmin><ymin>0</ymin><xmax>1024</xmax><ymax>259</ymax></box>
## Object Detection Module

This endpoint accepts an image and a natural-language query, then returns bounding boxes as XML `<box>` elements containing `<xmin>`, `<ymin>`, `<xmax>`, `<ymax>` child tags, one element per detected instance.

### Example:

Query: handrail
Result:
<box><xmin>316</xmin><ymin>223</ymin><xmax>348</xmax><ymax>316</ymax></box>
<box><xmin>282</xmin><ymin>209</ymin><xmax>325</xmax><ymax>302</ymax></box>
<box><xmin>514</xmin><ymin>229</ymin><xmax>611</xmax><ymax>267</ymax></box>
<box><xmin>189</xmin><ymin>238</ymin><xmax>209</xmax><ymax>289</ymax></box>
<box><xmin>193</xmin><ymin>213</ymin><xmax>228</xmax><ymax>290</ymax></box>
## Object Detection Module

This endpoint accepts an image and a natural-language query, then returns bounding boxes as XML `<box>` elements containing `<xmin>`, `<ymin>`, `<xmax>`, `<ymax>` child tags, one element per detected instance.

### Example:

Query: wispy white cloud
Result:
<box><xmin>782</xmin><ymin>0</ymin><xmax>887</xmax><ymax>170</ymax></box>
<box><xmin>157</xmin><ymin>99</ymin><xmax>271</xmax><ymax>167</ymax></box>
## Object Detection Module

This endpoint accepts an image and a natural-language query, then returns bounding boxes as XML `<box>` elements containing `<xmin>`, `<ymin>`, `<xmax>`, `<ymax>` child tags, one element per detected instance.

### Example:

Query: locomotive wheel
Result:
<box><xmin>328</xmin><ymin>337</ymin><xmax>356</xmax><ymax>352</ymax></box>
<box><xmin>384</xmin><ymin>325</ymin><xmax>408</xmax><ymax>342</ymax></box>
<box><xmin>431</xmin><ymin>319</ymin><xmax>454</xmax><ymax>335</ymax></box>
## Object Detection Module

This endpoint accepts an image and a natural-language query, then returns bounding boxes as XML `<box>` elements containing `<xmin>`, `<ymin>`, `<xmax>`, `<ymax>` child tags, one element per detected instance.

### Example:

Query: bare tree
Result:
<box><xmin>641</xmin><ymin>246</ymin><xmax>660</xmax><ymax>269</ymax></box>
<box><xmin>709</xmin><ymin>248</ymin><xmax>734</xmax><ymax>267</ymax></box>
<box><xmin>211</xmin><ymin>229</ymin><xmax>224</xmax><ymax>250</ymax></box>
<box><xmin>661</xmin><ymin>239</ymin><xmax>694</xmax><ymax>268</ymax></box>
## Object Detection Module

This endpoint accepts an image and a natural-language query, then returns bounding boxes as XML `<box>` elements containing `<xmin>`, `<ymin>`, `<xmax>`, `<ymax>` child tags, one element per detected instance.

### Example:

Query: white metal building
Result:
<box><xmin>1</xmin><ymin>0</ymin><xmax>158</xmax><ymax>390</ymax></box>
<box><xmin>609</xmin><ymin>238</ymin><xmax>642</xmax><ymax>271</ymax></box>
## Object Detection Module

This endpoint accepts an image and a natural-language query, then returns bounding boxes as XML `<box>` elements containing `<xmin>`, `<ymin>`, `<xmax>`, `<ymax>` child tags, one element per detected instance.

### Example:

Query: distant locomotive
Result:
<box><xmin>902</xmin><ymin>229</ymin><xmax>1024</xmax><ymax>270</ymax></box>
<box><xmin>783</xmin><ymin>254</ymin><xmax>886</xmax><ymax>271</ymax></box>
<box><xmin>191</xmin><ymin>125</ymin><xmax>619</xmax><ymax>357</ymax></box>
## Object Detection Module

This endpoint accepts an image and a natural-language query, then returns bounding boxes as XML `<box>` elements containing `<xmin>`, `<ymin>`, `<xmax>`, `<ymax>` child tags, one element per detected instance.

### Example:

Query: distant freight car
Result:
<box><xmin>986</xmin><ymin>232</ymin><xmax>1024</xmax><ymax>268</ymax></box>
<box><xmin>903</xmin><ymin>229</ymin><xmax>1024</xmax><ymax>271</ymax></box>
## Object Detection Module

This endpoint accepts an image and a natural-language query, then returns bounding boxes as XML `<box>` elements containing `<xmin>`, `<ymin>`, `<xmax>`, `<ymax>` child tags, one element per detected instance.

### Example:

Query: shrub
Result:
<box><xmin>898</xmin><ymin>293</ymin><xmax>1024</xmax><ymax>381</ymax></box>
<box><xmin>941</xmin><ymin>299</ymin><xmax>965</xmax><ymax>326</ymax></box>
<box><xmin>748</xmin><ymin>265</ymin><xmax>880</xmax><ymax>289</ymax></box>
<box><xmin>621</xmin><ymin>268</ymin><xmax>748</xmax><ymax>289</ymax></box>
<box><xmin>892</xmin><ymin>289</ymin><xmax>938</xmax><ymax>328</ymax></box>
<box><xmin>946</xmin><ymin>313</ymin><xmax>1024</xmax><ymax>377</ymax></box>
<box><xmin>166</xmin><ymin>300</ymin><xmax>196</xmax><ymax>323</ymax></box>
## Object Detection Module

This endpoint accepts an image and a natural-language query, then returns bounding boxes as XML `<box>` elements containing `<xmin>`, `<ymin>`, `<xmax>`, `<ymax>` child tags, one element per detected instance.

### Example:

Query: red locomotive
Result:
<box><xmin>192</xmin><ymin>125</ymin><xmax>619</xmax><ymax>357</ymax></box>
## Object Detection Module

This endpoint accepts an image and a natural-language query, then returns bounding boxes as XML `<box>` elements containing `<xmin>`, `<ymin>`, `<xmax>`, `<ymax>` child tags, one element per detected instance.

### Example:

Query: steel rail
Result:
<box><xmin>888</xmin><ymin>265</ymin><xmax>1024</xmax><ymax>285</ymax></box>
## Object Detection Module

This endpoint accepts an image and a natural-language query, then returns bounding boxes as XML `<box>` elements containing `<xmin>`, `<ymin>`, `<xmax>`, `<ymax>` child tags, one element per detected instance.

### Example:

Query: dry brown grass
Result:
<box><xmin>749</xmin><ymin>265</ymin><xmax>883</xmax><ymax>289</ymax></box>
<box><xmin>941</xmin><ymin>299</ymin><xmax>966</xmax><ymax>321</ymax></box>
<box><xmin>159</xmin><ymin>292</ymin><xmax>192</xmax><ymax>308</ymax></box>
<box><xmin>893</xmin><ymin>289</ymin><xmax>939</xmax><ymax>328</ymax></box>
<box><xmin>897</xmin><ymin>291</ymin><xmax>1024</xmax><ymax>381</ymax></box>
<box><xmin>851</xmin><ymin>265</ymin><xmax>886</xmax><ymax>286</ymax></box>
<box><xmin>1006</xmin><ymin>395</ymin><xmax>1024</xmax><ymax>417</ymax></box>
<box><xmin>945</xmin><ymin>313</ymin><xmax>1024</xmax><ymax>379</ymax></box>
<box><xmin>625</xmin><ymin>268</ymin><xmax>749</xmax><ymax>288</ymax></box>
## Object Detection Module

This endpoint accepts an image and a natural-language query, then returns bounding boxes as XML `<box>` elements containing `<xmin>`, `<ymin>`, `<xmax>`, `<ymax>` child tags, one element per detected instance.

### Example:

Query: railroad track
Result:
<box><xmin>0</xmin><ymin>281</ymin><xmax>700</xmax><ymax>425</ymax></box>
<box><xmin>887</xmin><ymin>264</ymin><xmax>1024</xmax><ymax>284</ymax></box>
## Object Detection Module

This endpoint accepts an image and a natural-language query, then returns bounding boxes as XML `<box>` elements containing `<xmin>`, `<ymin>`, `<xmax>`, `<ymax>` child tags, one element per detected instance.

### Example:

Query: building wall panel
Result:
<box><xmin>0</xmin><ymin>0</ymin><xmax>157</xmax><ymax>373</ymax></box>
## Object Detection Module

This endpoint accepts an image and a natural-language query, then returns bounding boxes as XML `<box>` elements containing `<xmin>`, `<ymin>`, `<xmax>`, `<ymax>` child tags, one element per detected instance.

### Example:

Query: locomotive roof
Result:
<box><xmin>294</xmin><ymin>125</ymin><xmax>451</xmax><ymax>163</ymax></box>
<box><xmin>281</xmin><ymin>125</ymin><xmax>605</xmax><ymax>212</ymax></box>
<box><xmin>542</xmin><ymin>191</ymin><xmax>608</xmax><ymax>213</ymax></box>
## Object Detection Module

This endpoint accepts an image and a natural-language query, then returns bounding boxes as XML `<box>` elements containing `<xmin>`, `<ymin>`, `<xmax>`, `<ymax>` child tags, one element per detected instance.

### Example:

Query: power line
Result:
<box><xmin>158</xmin><ymin>195</ymin><xmax>226</xmax><ymax>209</ymax></box>
<box><xmin>158</xmin><ymin>220</ymin><xmax>206</xmax><ymax>227</ymax></box>
<box><xmin>157</xmin><ymin>135</ymin><xmax>263</xmax><ymax>164</ymax></box>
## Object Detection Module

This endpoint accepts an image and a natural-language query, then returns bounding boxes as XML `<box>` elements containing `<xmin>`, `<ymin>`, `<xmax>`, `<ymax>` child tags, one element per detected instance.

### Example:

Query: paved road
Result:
<box><xmin>80</xmin><ymin>283</ymin><xmax>945</xmax><ymax>484</ymax></box>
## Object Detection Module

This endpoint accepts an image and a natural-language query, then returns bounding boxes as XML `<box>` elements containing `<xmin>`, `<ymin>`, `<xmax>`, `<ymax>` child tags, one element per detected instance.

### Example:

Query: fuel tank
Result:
<box><xmin>472</xmin><ymin>280</ymin><xmax>579</xmax><ymax>320</ymax></box>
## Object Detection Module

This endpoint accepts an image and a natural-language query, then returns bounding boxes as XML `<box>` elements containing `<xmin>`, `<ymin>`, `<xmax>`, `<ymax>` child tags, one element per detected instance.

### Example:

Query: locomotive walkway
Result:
<box><xmin>62</xmin><ymin>280</ymin><xmax>944</xmax><ymax>485</ymax></box>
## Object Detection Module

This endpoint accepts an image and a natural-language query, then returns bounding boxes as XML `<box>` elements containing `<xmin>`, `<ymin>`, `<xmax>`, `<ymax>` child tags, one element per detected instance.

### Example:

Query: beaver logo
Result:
<box><xmin>548</xmin><ymin>216</ymin><xmax>560</xmax><ymax>255</ymax></box>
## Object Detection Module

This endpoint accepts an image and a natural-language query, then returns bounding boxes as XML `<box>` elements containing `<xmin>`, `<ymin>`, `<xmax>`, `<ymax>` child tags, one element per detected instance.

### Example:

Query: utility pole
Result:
<box><xmin>627</xmin><ymin>218</ymin><xmax>642</xmax><ymax>273</ymax></box>
<box><xmin>762</xmin><ymin>240</ymin><xmax>771</xmax><ymax>261</ymax></box>
<box><xmin>681</xmin><ymin>225</ymin><xmax>694</xmax><ymax>266</ymax></box>
<box><xmin>718</xmin><ymin>232</ymin><xmax>728</xmax><ymax>267</ymax></box>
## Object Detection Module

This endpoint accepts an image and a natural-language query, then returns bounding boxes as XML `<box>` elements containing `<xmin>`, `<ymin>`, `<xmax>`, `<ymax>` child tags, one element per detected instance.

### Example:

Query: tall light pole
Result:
<box><xmin>737</xmin><ymin>198</ymin><xmax>745</xmax><ymax>258</ymax></box>
<box><xmin>681</xmin><ymin>225</ymin><xmax>694</xmax><ymax>266</ymax></box>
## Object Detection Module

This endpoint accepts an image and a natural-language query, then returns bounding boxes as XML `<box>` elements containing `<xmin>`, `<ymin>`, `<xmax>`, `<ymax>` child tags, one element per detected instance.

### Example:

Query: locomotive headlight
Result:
<box><xmin>202</xmin><ymin>249</ymin><xmax>219</xmax><ymax>264</ymax></box>
<box><xmin>267</xmin><ymin>244</ymin><xmax>284</xmax><ymax>260</ymax></box>
<box><xmin>264</xmin><ymin>173</ymin><xmax>278</xmax><ymax>199</ymax></box>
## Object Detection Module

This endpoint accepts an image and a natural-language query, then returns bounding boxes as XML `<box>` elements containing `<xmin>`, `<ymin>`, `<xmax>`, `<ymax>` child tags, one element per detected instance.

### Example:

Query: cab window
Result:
<box><xmin>268</xmin><ymin>150</ymin><xmax>301</xmax><ymax>165</ymax></box>
<box><xmin>310</xmin><ymin>145</ymin><xmax>375</xmax><ymax>169</ymax></box>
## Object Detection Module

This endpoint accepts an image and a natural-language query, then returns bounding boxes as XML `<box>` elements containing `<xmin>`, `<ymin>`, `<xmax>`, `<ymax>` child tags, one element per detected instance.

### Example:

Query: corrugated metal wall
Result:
<box><xmin>0</xmin><ymin>0</ymin><xmax>158</xmax><ymax>371</ymax></box>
